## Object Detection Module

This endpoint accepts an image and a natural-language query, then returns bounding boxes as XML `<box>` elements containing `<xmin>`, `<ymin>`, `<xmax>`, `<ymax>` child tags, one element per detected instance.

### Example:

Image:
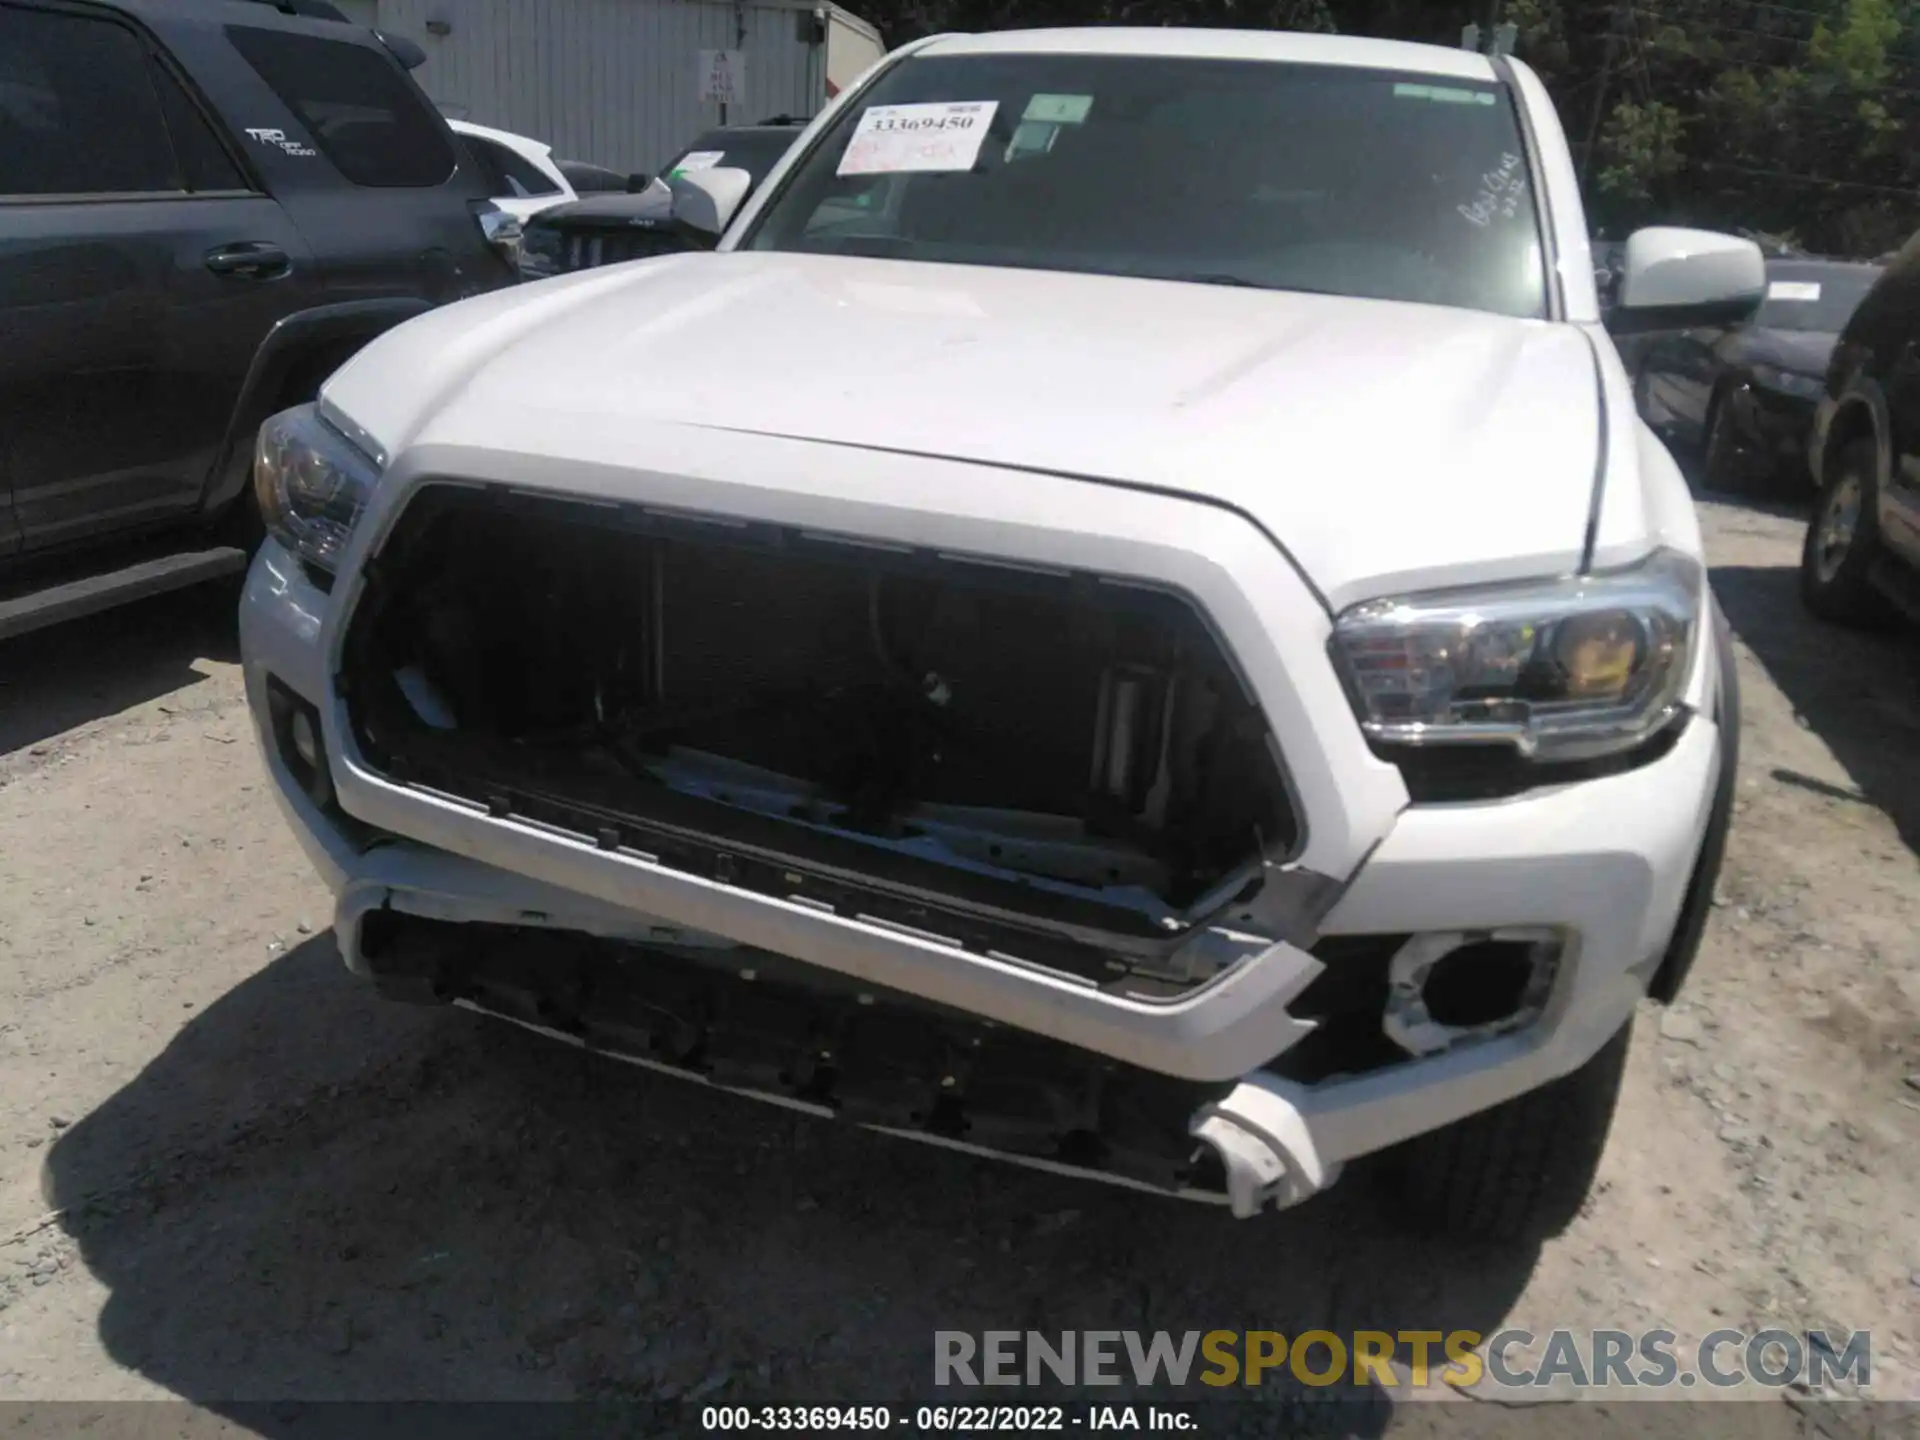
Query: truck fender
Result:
<box><xmin>202</xmin><ymin>298</ymin><xmax>433</xmax><ymax>514</ymax></box>
<box><xmin>1648</xmin><ymin>599</ymin><xmax>1740</xmax><ymax>1003</ymax></box>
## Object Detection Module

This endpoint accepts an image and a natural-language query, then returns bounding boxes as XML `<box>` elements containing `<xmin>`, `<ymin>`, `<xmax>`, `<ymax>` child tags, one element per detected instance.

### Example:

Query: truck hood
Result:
<box><xmin>329</xmin><ymin>251</ymin><xmax>1604</xmax><ymax>610</ymax></box>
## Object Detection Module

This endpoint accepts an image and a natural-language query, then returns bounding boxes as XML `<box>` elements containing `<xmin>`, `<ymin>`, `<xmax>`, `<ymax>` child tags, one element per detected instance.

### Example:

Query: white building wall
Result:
<box><xmin>371</xmin><ymin>0</ymin><xmax>828</xmax><ymax>174</ymax></box>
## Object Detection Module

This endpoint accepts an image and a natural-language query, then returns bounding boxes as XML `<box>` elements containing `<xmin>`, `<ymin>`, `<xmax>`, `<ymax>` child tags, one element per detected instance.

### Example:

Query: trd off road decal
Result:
<box><xmin>245</xmin><ymin>127</ymin><xmax>318</xmax><ymax>158</ymax></box>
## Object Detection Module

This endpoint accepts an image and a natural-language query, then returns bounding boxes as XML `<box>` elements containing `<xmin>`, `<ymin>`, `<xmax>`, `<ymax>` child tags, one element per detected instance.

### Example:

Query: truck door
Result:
<box><xmin>0</xmin><ymin>3</ymin><xmax>316</xmax><ymax>553</ymax></box>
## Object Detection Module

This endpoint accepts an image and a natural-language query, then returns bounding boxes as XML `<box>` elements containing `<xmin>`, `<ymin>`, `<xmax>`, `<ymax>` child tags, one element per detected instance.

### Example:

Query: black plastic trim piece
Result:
<box><xmin>0</xmin><ymin>546</ymin><xmax>247</xmax><ymax>644</ymax></box>
<box><xmin>1378</xmin><ymin>713</ymin><xmax>1690</xmax><ymax>804</ymax></box>
<box><xmin>1606</xmin><ymin>297</ymin><xmax>1762</xmax><ymax>337</ymax></box>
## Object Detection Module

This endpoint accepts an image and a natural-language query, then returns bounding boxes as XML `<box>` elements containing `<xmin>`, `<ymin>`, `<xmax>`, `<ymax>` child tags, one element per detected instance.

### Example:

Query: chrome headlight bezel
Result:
<box><xmin>1332</xmin><ymin>548</ymin><xmax>1704</xmax><ymax>763</ymax></box>
<box><xmin>253</xmin><ymin>402</ymin><xmax>381</xmax><ymax>577</ymax></box>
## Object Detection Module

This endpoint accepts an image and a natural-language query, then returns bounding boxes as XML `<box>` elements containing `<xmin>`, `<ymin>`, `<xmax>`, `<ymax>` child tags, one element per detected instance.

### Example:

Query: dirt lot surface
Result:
<box><xmin>2</xmin><ymin>499</ymin><xmax>1917</xmax><ymax>1431</ymax></box>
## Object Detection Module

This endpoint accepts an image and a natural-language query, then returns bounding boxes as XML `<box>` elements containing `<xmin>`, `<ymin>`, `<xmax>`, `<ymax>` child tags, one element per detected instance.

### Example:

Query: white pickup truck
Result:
<box><xmin>241</xmin><ymin>27</ymin><xmax>1764</xmax><ymax>1242</ymax></box>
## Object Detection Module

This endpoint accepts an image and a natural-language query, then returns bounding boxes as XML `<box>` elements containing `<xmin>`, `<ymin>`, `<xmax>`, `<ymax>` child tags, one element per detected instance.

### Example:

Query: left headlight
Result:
<box><xmin>1332</xmin><ymin>548</ymin><xmax>1703</xmax><ymax>762</ymax></box>
<box><xmin>253</xmin><ymin>402</ymin><xmax>381</xmax><ymax>577</ymax></box>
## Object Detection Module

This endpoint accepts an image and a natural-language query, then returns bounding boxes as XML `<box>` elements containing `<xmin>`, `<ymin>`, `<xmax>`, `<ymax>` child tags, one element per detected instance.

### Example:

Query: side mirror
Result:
<box><xmin>626</xmin><ymin>172</ymin><xmax>653</xmax><ymax>193</ymax></box>
<box><xmin>1607</xmin><ymin>226</ymin><xmax>1766</xmax><ymax>335</ymax></box>
<box><xmin>669</xmin><ymin>166</ymin><xmax>753</xmax><ymax>242</ymax></box>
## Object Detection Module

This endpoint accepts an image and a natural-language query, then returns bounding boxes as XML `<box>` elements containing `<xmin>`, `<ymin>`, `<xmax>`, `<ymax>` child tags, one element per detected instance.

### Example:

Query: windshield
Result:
<box><xmin>1756</xmin><ymin>264</ymin><xmax>1882</xmax><ymax>333</ymax></box>
<box><xmin>665</xmin><ymin>128</ymin><xmax>800</xmax><ymax>188</ymax></box>
<box><xmin>743</xmin><ymin>54</ymin><xmax>1548</xmax><ymax>318</ymax></box>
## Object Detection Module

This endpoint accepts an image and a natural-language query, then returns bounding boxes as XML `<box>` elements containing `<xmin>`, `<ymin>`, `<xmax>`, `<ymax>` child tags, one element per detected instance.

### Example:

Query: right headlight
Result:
<box><xmin>253</xmin><ymin>402</ymin><xmax>381</xmax><ymax>577</ymax></box>
<box><xmin>1332</xmin><ymin>548</ymin><xmax>1702</xmax><ymax>762</ymax></box>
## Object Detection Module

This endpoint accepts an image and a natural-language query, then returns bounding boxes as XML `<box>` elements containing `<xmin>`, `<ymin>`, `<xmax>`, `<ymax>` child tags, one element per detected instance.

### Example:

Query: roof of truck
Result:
<box><xmin>915</xmin><ymin>27</ymin><xmax>1500</xmax><ymax>82</ymax></box>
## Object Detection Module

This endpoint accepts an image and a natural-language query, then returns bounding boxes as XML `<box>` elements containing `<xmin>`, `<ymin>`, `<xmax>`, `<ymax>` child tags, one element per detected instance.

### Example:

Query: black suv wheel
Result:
<box><xmin>1801</xmin><ymin>438</ymin><xmax>1892</xmax><ymax>625</ymax></box>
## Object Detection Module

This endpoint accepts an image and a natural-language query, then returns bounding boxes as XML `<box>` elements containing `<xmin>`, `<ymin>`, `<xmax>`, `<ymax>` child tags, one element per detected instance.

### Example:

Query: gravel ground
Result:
<box><xmin>1</xmin><ymin>498</ymin><xmax>1916</xmax><ymax>1431</ymax></box>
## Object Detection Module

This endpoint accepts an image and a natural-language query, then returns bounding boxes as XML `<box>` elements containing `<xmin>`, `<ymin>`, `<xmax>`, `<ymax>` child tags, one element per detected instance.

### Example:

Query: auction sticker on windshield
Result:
<box><xmin>1768</xmin><ymin>280</ymin><xmax>1822</xmax><ymax>301</ymax></box>
<box><xmin>838</xmin><ymin>101</ymin><xmax>999</xmax><ymax>175</ymax></box>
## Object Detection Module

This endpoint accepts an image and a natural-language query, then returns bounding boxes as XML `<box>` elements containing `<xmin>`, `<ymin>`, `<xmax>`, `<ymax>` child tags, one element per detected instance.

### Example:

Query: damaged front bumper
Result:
<box><xmin>240</xmin><ymin>432</ymin><xmax>1724</xmax><ymax>1218</ymax></box>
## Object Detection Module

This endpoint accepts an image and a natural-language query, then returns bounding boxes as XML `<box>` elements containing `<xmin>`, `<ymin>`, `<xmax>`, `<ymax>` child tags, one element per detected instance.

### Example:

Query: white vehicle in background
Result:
<box><xmin>244</xmin><ymin>28</ymin><xmax>1764</xmax><ymax>1243</ymax></box>
<box><xmin>448</xmin><ymin>118</ymin><xmax>576</xmax><ymax>221</ymax></box>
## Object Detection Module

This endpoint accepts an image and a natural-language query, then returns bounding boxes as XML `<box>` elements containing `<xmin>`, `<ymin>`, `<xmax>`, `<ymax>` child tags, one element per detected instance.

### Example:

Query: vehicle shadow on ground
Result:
<box><xmin>1692</xmin><ymin>485</ymin><xmax>1812</xmax><ymax>523</ymax></box>
<box><xmin>0</xmin><ymin>581</ymin><xmax>241</xmax><ymax>757</ymax></box>
<box><xmin>41</xmin><ymin>937</ymin><xmax>1545</xmax><ymax>1428</ymax></box>
<box><xmin>1713</xmin><ymin>562</ymin><xmax>1920</xmax><ymax>853</ymax></box>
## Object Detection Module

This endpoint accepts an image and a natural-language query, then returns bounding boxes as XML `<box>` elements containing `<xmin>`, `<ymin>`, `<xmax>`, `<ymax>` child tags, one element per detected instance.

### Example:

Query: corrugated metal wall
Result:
<box><xmin>372</xmin><ymin>0</ymin><xmax>824</xmax><ymax>174</ymax></box>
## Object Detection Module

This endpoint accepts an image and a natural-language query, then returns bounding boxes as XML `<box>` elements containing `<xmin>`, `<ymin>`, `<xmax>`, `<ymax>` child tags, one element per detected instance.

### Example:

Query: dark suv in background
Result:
<box><xmin>1636</xmin><ymin>256</ymin><xmax>1882</xmax><ymax>496</ymax></box>
<box><xmin>1801</xmin><ymin>230</ymin><xmax>1920</xmax><ymax>624</ymax></box>
<box><xmin>0</xmin><ymin>0</ymin><xmax>517</xmax><ymax>640</ymax></box>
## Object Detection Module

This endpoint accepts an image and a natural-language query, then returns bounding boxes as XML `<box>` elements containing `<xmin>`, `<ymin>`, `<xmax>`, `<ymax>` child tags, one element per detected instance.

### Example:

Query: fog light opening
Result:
<box><xmin>265</xmin><ymin>675</ymin><xmax>335</xmax><ymax>809</ymax></box>
<box><xmin>290</xmin><ymin>708</ymin><xmax>321</xmax><ymax>771</ymax></box>
<box><xmin>1425</xmin><ymin>940</ymin><xmax>1536</xmax><ymax>1027</ymax></box>
<box><xmin>1382</xmin><ymin>928</ymin><xmax>1560</xmax><ymax>1058</ymax></box>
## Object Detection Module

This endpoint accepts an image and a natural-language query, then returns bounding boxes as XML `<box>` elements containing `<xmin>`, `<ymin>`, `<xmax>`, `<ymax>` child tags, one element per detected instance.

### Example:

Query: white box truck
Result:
<box><xmin>343</xmin><ymin>0</ymin><xmax>886</xmax><ymax>176</ymax></box>
<box><xmin>822</xmin><ymin>3</ymin><xmax>886</xmax><ymax>100</ymax></box>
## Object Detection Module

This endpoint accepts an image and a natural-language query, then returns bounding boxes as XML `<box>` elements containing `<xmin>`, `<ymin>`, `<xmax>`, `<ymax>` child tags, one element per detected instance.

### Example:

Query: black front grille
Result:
<box><xmin>555</xmin><ymin>226</ymin><xmax>686</xmax><ymax>273</ymax></box>
<box><xmin>1379</xmin><ymin>717</ymin><xmax>1689</xmax><ymax>803</ymax></box>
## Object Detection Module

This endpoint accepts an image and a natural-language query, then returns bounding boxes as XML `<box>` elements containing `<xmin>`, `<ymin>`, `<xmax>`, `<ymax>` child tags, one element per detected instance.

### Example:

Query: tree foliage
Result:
<box><xmin>849</xmin><ymin>0</ymin><xmax>1920</xmax><ymax>257</ymax></box>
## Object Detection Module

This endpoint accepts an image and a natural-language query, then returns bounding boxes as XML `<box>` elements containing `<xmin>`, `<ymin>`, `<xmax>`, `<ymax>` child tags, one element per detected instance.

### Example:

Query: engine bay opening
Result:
<box><xmin>339</xmin><ymin>486</ymin><xmax>1298</xmax><ymax>975</ymax></box>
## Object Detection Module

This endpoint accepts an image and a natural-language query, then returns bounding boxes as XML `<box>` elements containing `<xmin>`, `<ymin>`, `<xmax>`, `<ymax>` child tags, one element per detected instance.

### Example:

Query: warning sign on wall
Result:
<box><xmin>698</xmin><ymin>49</ymin><xmax>745</xmax><ymax>105</ymax></box>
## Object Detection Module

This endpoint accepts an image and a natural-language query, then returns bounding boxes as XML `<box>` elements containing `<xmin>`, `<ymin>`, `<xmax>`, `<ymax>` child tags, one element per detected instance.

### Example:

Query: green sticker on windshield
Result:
<box><xmin>1024</xmin><ymin>93</ymin><xmax>1093</xmax><ymax>124</ymax></box>
<box><xmin>1005</xmin><ymin>120</ymin><xmax>1058</xmax><ymax>161</ymax></box>
<box><xmin>1393</xmin><ymin>83</ymin><xmax>1495</xmax><ymax>105</ymax></box>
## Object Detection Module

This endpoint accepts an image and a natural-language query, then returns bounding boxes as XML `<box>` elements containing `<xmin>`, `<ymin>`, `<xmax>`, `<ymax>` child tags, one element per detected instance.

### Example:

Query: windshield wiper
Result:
<box><xmin>1158</xmin><ymin>273</ymin><xmax>1366</xmax><ymax>302</ymax></box>
<box><xmin>1162</xmin><ymin>271</ymin><xmax>1267</xmax><ymax>289</ymax></box>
